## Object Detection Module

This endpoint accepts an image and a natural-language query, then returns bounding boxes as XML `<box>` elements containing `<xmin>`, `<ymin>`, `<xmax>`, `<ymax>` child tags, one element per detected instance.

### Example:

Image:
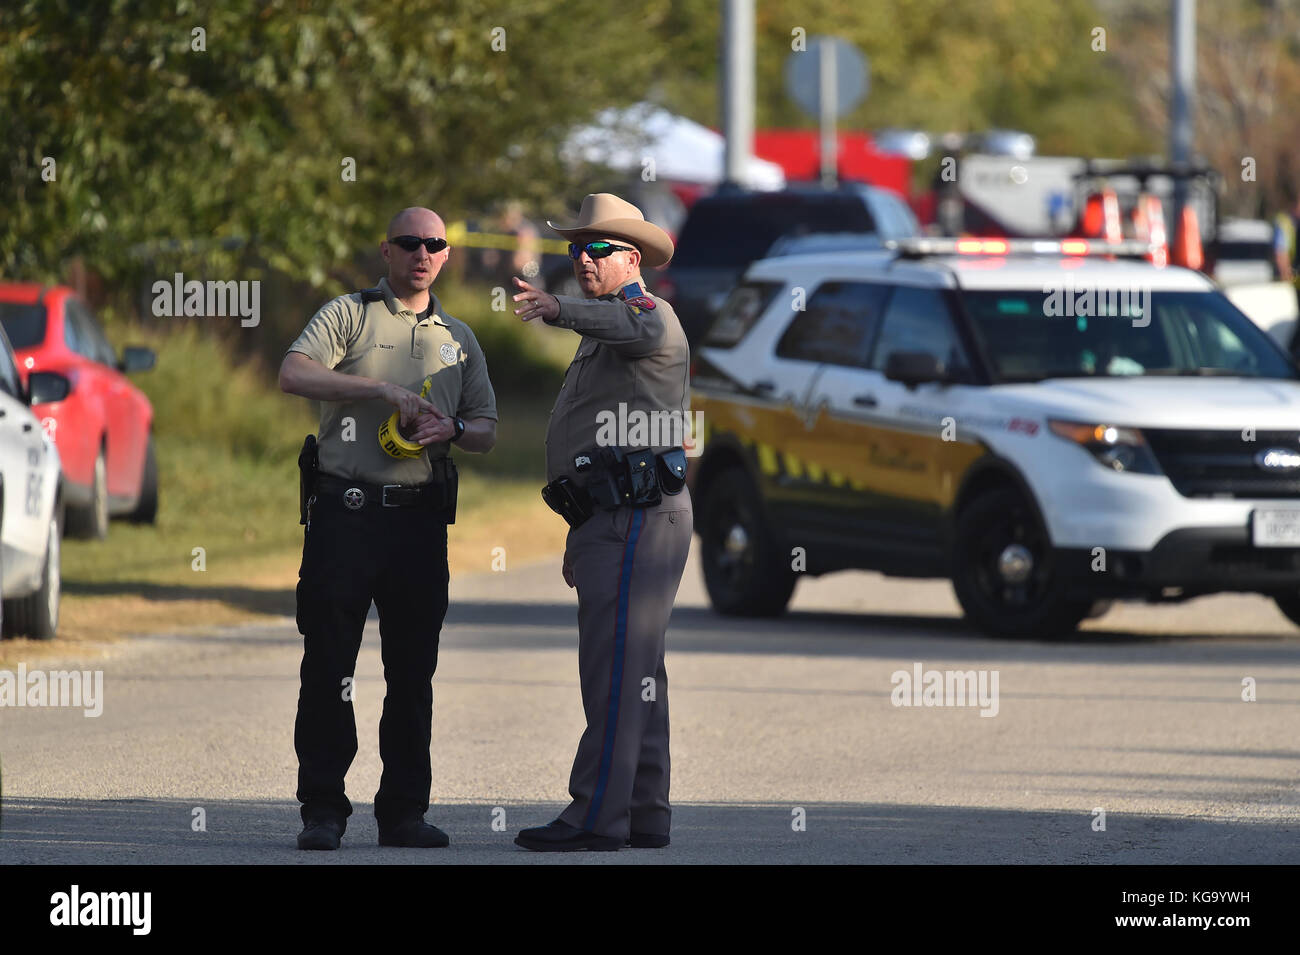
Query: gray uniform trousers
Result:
<box><xmin>558</xmin><ymin>492</ymin><xmax>693</xmax><ymax>841</ymax></box>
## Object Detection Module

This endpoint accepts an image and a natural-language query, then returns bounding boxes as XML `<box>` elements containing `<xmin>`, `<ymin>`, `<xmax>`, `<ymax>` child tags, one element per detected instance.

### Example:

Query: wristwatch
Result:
<box><xmin>450</xmin><ymin>416</ymin><xmax>466</xmax><ymax>442</ymax></box>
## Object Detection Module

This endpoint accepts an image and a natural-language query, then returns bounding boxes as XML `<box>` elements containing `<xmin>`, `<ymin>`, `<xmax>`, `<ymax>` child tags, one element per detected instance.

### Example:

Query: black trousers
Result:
<box><xmin>293</xmin><ymin>495</ymin><xmax>450</xmax><ymax>828</ymax></box>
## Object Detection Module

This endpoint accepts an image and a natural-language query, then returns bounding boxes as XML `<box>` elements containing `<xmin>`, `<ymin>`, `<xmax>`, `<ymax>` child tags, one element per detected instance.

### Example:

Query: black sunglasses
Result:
<box><xmin>568</xmin><ymin>240</ymin><xmax>636</xmax><ymax>260</ymax></box>
<box><xmin>390</xmin><ymin>234</ymin><xmax>449</xmax><ymax>254</ymax></box>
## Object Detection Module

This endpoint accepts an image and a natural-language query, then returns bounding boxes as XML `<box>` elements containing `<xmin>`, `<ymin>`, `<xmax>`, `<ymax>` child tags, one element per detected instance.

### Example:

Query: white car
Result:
<box><xmin>0</xmin><ymin>324</ymin><xmax>63</xmax><ymax>639</ymax></box>
<box><xmin>689</xmin><ymin>238</ymin><xmax>1300</xmax><ymax>636</ymax></box>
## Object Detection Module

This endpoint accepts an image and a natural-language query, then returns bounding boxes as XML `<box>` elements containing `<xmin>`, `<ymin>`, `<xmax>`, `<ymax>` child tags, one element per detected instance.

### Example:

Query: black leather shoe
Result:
<box><xmin>378</xmin><ymin>817</ymin><xmax>450</xmax><ymax>848</ymax></box>
<box><xmin>297</xmin><ymin>818</ymin><xmax>344</xmax><ymax>851</ymax></box>
<box><xmin>627</xmin><ymin>831</ymin><xmax>670</xmax><ymax>848</ymax></box>
<box><xmin>514</xmin><ymin>819</ymin><xmax>621</xmax><ymax>852</ymax></box>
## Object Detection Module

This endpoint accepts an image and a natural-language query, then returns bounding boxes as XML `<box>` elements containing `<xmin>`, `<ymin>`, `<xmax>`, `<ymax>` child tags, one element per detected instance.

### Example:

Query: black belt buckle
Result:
<box><xmin>381</xmin><ymin>483</ymin><xmax>447</xmax><ymax>510</ymax></box>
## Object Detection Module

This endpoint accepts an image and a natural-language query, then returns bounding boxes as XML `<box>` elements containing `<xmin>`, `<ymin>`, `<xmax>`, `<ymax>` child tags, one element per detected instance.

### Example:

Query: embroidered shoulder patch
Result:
<box><xmin>624</xmin><ymin>296</ymin><xmax>656</xmax><ymax>310</ymax></box>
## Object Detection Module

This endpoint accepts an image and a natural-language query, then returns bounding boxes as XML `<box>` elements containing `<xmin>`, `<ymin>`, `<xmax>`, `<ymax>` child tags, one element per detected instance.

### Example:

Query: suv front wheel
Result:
<box><xmin>951</xmin><ymin>487</ymin><xmax>1091</xmax><ymax>638</ymax></box>
<box><xmin>699</xmin><ymin>467</ymin><xmax>796</xmax><ymax>617</ymax></box>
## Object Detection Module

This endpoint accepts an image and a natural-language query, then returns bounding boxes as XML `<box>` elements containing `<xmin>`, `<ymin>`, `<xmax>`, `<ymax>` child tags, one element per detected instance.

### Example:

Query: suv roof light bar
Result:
<box><xmin>886</xmin><ymin>238</ymin><xmax>1158</xmax><ymax>259</ymax></box>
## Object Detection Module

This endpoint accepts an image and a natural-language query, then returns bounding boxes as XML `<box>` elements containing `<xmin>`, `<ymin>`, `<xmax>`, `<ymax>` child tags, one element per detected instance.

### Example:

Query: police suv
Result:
<box><xmin>689</xmin><ymin>238</ymin><xmax>1300</xmax><ymax>637</ymax></box>
<box><xmin>0</xmin><ymin>323</ymin><xmax>64</xmax><ymax>639</ymax></box>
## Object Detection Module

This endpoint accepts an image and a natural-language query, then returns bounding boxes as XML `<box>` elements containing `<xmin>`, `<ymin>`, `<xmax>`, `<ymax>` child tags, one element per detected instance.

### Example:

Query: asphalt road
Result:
<box><xmin>2</xmin><ymin>545</ymin><xmax>1298</xmax><ymax>864</ymax></box>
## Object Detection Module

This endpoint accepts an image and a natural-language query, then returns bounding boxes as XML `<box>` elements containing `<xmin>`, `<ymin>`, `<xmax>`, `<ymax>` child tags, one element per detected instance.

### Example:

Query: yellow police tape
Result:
<box><xmin>378</xmin><ymin>375</ymin><xmax>433</xmax><ymax>459</ymax></box>
<box><xmin>445</xmin><ymin>221</ymin><xmax>569</xmax><ymax>255</ymax></box>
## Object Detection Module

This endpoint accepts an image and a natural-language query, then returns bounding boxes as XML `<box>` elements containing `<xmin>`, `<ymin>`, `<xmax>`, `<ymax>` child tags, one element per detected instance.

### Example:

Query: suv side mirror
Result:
<box><xmin>28</xmin><ymin>371</ymin><xmax>71</xmax><ymax>405</ymax></box>
<box><xmin>119</xmin><ymin>346</ymin><xmax>157</xmax><ymax>373</ymax></box>
<box><xmin>884</xmin><ymin>351</ymin><xmax>947</xmax><ymax>388</ymax></box>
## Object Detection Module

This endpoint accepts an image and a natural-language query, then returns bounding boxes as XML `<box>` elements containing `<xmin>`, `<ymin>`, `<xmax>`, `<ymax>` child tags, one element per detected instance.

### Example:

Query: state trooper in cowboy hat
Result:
<box><xmin>511</xmin><ymin>193</ymin><xmax>693</xmax><ymax>851</ymax></box>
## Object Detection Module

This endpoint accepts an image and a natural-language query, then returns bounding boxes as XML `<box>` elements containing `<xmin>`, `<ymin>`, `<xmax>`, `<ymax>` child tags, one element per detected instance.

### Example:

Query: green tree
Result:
<box><xmin>0</xmin><ymin>0</ymin><xmax>678</xmax><ymax>295</ymax></box>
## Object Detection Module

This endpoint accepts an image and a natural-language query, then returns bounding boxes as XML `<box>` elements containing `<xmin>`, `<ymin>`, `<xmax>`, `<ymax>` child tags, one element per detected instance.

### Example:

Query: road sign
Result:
<box><xmin>785</xmin><ymin>37</ymin><xmax>869</xmax><ymax>187</ymax></box>
<box><xmin>784</xmin><ymin>36</ymin><xmax>868</xmax><ymax>119</ymax></box>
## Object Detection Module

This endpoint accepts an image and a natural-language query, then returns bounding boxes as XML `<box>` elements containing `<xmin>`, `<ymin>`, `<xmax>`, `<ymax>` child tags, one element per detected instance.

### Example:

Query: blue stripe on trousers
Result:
<box><xmin>584</xmin><ymin>507</ymin><xmax>646</xmax><ymax>831</ymax></box>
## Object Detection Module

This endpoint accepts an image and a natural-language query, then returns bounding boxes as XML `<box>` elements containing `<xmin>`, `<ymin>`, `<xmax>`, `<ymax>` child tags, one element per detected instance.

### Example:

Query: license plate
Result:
<box><xmin>1252</xmin><ymin>508</ymin><xmax>1300</xmax><ymax>547</ymax></box>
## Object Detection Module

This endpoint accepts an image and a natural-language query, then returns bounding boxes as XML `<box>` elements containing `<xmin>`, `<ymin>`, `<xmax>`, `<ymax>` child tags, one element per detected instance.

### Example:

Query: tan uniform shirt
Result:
<box><xmin>543</xmin><ymin>278</ymin><xmax>690</xmax><ymax>483</ymax></box>
<box><xmin>287</xmin><ymin>277</ymin><xmax>497</xmax><ymax>485</ymax></box>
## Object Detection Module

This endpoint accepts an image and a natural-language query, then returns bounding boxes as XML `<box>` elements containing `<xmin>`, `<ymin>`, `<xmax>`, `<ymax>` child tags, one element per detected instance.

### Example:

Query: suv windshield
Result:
<box><xmin>0</xmin><ymin>302</ymin><xmax>46</xmax><ymax>349</ymax></box>
<box><xmin>962</xmin><ymin>289</ymin><xmax>1298</xmax><ymax>381</ymax></box>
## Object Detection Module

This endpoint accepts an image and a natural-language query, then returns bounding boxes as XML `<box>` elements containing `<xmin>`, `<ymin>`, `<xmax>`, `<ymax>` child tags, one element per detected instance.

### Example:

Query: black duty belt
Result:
<box><xmin>543</xmin><ymin>446</ymin><xmax>687</xmax><ymax>529</ymax></box>
<box><xmin>316</xmin><ymin>470</ymin><xmax>449</xmax><ymax>511</ymax></box>
<box><xmin>299</xmin><ymin>437</ymin><xmax>458</xmax><ymax>524</ymax></box>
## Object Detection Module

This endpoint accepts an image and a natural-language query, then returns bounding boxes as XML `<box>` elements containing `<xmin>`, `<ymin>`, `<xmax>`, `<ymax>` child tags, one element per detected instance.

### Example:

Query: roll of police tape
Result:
<box><xmin>378</xmin><ymin>375</ymin><xmax>434</xmax><ymax>459</ymax></box>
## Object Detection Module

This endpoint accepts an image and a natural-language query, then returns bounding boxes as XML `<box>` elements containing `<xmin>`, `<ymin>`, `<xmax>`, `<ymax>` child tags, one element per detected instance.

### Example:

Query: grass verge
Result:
<box><xmin>0</xmin><ymin>294</ymin><xmax>576</xmax><ymax>666</ymax></box>
<box><xmin>5</xmin><ymin>473</ymin><xmax>566</xmax><ymax>668</ymax></box>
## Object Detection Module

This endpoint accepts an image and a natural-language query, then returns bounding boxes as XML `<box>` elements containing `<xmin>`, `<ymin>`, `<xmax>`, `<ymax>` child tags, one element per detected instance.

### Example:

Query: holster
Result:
<box><xmin>298</xmin><ymin>434</ymin><xmax>319</xmax><ymax>525</ymax></box>
<box><xmin>542</xmin><ymin>476</ymin><xmax>595</xmax><ymax>529</ymax></box>
<box><xmin>435</xmin><ymin>455</ymin><xmax>459</xmax><ymax>525</ymax></box>
<box><xmin>583</xmin><ymin>446</ymin><xmax>628</xmax><ymax>509</ymax></box>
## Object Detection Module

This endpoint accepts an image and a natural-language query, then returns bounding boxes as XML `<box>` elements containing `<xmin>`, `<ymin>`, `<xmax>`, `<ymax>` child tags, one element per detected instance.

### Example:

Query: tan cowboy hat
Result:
<box><xmin>547</xmin><ymin>193</ymin><xmax>674</xmax><ymax>268</ymax></box>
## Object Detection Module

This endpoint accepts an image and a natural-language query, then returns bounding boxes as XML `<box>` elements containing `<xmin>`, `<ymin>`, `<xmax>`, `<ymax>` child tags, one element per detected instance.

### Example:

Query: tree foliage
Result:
<box><xmin>6</xmin><ymin>0</ymin><xmax>1293</xmax><ymax>311</ymax></box>
<box><xmin>0</xmin><ymin>0</ymin><xmax>675</xmax><ymax>292</ymax></box>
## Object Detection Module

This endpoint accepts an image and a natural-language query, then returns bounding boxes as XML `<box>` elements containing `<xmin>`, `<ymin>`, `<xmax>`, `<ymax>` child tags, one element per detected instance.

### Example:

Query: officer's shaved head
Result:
<box><xmin>387</xmin><ymin>207</ymin><xmax>445</xmax><ymax>240</ymax></box>
<box><xmin>382</xmin><ymin>207</ymin><xmax>450</xmax><ymax>299</ymax></box>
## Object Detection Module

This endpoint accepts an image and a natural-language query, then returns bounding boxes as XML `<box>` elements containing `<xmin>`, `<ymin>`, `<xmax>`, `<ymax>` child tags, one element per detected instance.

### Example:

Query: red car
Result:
<box><xmin>0</xmin><ymin>284</ymin><xmax>157</xmax><ymax>538</ymax></box>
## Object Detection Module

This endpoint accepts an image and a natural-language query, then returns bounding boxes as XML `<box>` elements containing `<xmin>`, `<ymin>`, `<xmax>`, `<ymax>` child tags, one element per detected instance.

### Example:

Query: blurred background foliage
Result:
<box><xmin>3</xmin><ymin>0</ymin><xmax>1299</xmax><ymax>376</ymax></box>
<box><xmin>5</xmin><ymin>0</ymin><xmax>1297</xmax><ymax>309</ymax></box>
<box><xmin>1096</xmin><ymin>0</ymin><xmax>1300</xmax><ymax>218</ymax></box>
<box><xmin>1</xmin><ymin>0</ymin><xmax>678</xmax><ymax>293</ymax></box>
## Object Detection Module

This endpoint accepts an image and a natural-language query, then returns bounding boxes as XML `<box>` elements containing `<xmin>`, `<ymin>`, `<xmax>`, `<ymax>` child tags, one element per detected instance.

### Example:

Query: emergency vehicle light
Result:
<box><xmin>887</xmin><ymin>238</ymin><xmax>1157</xmax><ymax>259</ymax></box>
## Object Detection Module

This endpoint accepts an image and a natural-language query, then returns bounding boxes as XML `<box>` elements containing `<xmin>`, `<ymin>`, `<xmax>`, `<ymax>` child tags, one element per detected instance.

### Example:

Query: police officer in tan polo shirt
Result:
<box><xmin>511</xmin><ymin>193</ymin><xmax>692</xmax><ymax>852</ymax></box>
<box><xmin>279</xmin><ymin>207</ymin><xmax>497</xmax><ymax>851</ymax></box>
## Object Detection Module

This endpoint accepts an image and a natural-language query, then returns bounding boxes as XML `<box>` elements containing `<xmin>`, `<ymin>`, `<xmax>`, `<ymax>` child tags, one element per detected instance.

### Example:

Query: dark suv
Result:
<box><xmin>663</xmin><ymin>183</ymin><xmax>920</xmax><ymax>346</ymax></box>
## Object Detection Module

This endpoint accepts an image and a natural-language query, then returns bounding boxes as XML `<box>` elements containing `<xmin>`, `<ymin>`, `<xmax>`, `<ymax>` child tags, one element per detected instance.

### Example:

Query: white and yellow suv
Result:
<box><xmin>689</xmin><ymin>238</ymin><xmax>1300</xmax><ymax>637</ymax></box>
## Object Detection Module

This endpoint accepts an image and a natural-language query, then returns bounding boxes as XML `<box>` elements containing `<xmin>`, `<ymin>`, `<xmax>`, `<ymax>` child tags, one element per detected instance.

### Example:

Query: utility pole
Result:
<box><xmin>721</xmin><ymin>0</ymin><xmax>755</xmax><ymax>188</ymax></box>
<box><xmin>819</xmin><ymin>38</ymin><xmax>838</xmax><ymax>188</ymax></box>
<box><xmin>1169</xmin><ymin>0</ymin><xmax>1196</xmax><ymax>253</ymax></box>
